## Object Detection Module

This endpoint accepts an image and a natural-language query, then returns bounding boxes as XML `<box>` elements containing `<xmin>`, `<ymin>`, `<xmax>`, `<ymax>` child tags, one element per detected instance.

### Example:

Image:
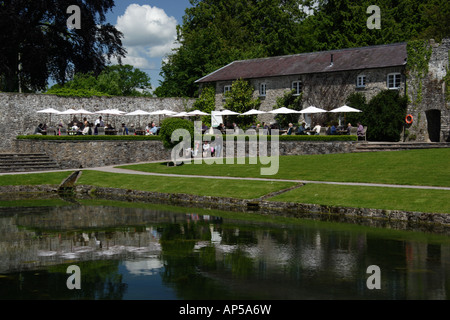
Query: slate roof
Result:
<box><xmin>195</xmin><ymin>42</ymin><xmax>407</xmax><ymax>83</ymax></box>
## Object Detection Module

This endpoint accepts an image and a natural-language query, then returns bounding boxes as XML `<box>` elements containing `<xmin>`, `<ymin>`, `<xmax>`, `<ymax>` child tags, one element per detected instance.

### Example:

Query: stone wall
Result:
<box><xmin>13</xmin><ymin>139</ymin><xmax>357</xmax><ymax>169</ymax></box>
<box><xmin>405</xmin><ymin>39</ymin><xmax>450</xmax><ymax>142</ymax></box>
<box><xmin>0</xmin><ymin>92</ymin><xmax>195</xmax><ymax>152</ymax></box>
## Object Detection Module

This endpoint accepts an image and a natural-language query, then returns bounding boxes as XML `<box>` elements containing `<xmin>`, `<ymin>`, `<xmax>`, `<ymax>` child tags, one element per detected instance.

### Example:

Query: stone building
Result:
<box><xmin>196</xmin><ymin>41</ymin><xmax>449</xmax><ymax>142</ymax></box>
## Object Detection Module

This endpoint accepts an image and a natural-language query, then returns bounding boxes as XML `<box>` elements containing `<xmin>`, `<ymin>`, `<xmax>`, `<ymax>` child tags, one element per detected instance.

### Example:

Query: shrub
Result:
<box><xmin>159</xmin><ymin>117</ymin><xmax>194</xmax><ymax>149</ymax></box>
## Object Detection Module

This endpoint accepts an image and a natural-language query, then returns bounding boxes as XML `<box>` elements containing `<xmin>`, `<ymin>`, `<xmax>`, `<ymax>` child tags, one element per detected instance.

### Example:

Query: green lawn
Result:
<box><xmin>77</xmin><ymin>170</ymin><xmax>296</xmax><ymax>199</ymax></box>
<box><xmin>118</xmin><ymin>149</ymin><xmax>450</xmax><ymax>187</ymax></box>
<box><xmin>269</xmin><ymin>183</ymin><xmax>450</xmax><ymax>214</ymax></box>
<box><xmin>0</xmin><ymin>171</ymin><xmax>72</xmax><ymax>186</ymax></box>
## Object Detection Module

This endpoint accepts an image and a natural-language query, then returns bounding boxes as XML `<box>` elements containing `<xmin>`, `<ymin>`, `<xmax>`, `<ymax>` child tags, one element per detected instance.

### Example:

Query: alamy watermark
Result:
<box><xmin>66</xmin><ymin>265</ymin><xmax>81</xmax><ymax>290</ymax></box>
<box><xmin>170</xmin><ymin>122</ymin><xmax>280</xmax><ymax>176</ymax></box>
<box><xmin>367</xmin><ymin>5</ymin><xmax>381</xmax><ymax>30</ymax></box>
<box><xmin>67</xmin><ymin>5</ymin><xmax>81</xmax><ymax>30</ymax></box>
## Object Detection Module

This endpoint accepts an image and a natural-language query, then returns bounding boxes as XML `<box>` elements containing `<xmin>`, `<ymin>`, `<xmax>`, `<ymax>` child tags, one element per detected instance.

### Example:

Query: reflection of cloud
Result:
<box><xmin>125</xmin><ymin>257</ymin><xmax>163</xmax><ymax>276</ymax></box>
<box><xmin>115</xmin><ymin>4</ymin><xmax>180</xmax><ymax>70</ymax></box>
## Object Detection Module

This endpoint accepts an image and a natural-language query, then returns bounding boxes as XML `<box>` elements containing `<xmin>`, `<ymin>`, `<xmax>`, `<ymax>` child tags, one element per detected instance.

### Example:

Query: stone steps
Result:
<box><xmin>354</xmin><ymin>142</ymin><xmax>450</xmax><ymax>152</ymax></box>
<box><xmin>0</xmin><ymin>153</ymin><xmax>59</xmax><ymax>172</ymax></box>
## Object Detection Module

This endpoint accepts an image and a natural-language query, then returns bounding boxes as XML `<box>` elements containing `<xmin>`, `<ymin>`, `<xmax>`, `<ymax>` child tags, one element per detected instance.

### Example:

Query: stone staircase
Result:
<box><xmin>354</xmin><ymin>142</ymin><xmax>450</xmax><ymax>152</ymax></box>
<box><xmin>0</xmin><ymin>153</ymin><xmax>60</xmax><ymax>173</ymax></box>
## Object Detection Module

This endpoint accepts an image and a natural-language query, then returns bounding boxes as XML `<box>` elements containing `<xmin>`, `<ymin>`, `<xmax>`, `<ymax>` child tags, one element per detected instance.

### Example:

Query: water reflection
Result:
<box><xmin>0</xmin><ymin>203</ymin><xmax>449</xmax><ymax>300</ymax></box>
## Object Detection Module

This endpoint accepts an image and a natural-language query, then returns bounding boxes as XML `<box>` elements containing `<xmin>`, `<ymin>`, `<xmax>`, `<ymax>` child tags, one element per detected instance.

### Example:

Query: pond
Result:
<box><xmin>0</xmin><ymin>199</ymin><xmax>449</xmax><ymax>301</ymax></box>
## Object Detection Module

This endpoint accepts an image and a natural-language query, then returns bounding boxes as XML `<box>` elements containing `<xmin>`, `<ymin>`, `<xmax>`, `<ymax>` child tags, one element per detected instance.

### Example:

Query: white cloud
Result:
<box><xmin>116</xmin><ymin>4</ymin><xmax>179</xmax><ymax>61</ymax></box>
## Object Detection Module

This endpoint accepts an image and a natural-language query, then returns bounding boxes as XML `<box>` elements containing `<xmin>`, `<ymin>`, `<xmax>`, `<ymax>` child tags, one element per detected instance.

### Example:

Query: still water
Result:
<box><xmin>0</xmin><ymin>200</ymin><xmax>449</xmax><ymax>300</ymax></box>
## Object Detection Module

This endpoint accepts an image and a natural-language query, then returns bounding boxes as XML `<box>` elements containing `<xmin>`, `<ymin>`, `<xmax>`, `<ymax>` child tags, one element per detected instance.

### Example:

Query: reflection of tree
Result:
<box><xmin>0</xmin><ymin>261</ymin><xmax>126</xmax><ymax>300</ymax></box>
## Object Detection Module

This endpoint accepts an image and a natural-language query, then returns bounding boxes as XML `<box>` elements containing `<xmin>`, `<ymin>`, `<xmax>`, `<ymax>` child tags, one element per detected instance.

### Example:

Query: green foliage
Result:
<box><xmin>44</xmin><ymin>86</ymin><xmax>111</xmax><ymax>98</ymax></box>
<box><xmin>156</xmin><ymin>0</ymin><xmax>449</xmax><ymax>98</ymax></box>
<box><xmin>159</xmin><ymin>117</ymin><xmax>194</xmax><ymax>149</ymax></box>
<box><xmin>45</xmin><ymin>65</ymin><xmax>152</xmax><ymax>97</ymax></box>
<box><xmin>0</xmin><ymin>0</ymin><xmax>125</xmax><ymax>92</ymax></box>
<box><xmin>192</xmin><ymin>85</ymin><xmax>216</xmax><ymax>125</ymax></box>
<box><xmin>366</xmin><ymin>91</ymin><xmax>408</xmax><ymax>142</ymax></box>
<box><xmin>224</xmin><ymin>79</ymin><xmax>261</xmax><ymax>127</ymax></box>
<box><xmin>406</xmin><ymin>40</ymin><xmax>433</xmax><ymax>105</ymax></box>
<box><xmin>273</xmin><ymin>90</ymin><xmax>303</xmax><ymax>128</ymax></box>
<box><xmin>346</xmin><ymin>90</ymin><xmax>408</xmax><ymax>142</ymax></box>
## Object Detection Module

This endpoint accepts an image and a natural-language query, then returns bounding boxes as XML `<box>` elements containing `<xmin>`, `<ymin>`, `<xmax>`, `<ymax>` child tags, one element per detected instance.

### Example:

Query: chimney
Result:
<box><xmin>330</xmin><ymin>54</ymin><xmax>334</xmax><ymax>66</ymax></box>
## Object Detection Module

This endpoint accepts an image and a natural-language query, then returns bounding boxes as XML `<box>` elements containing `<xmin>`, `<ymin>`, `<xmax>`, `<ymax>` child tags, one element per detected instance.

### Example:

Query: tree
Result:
<box><xmin>0</xmin><ymin>0</ymin><xmax>125</xmax><ymax>92</ymax></box>
<box><xmin>346</xmin><ymin>90</ymin><xmax>408</xmax><ymax>142</ymax></box>
<box><xmin>156</xmin><ymin>0</ymin><xmax>306</xmax><ymax>98</ymax></box>
<box><xmin>46</xmin><ymin>65</ymin><xmax>152</xmax><ymax>97</ymax></box>
<box><xmin>224</xmin><ymin>78</ymin><xmax>261</xmax><ymax>127</ymax></box>
<box><xmin>191</xmin><ymin>85</ymin><xmax>216</xmax><ymax>126</ymax></box>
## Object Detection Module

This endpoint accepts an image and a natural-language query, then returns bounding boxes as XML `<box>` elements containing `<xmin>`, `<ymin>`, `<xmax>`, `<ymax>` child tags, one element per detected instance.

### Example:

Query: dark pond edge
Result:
<box><xmin>0</xmin><ymin>184</ymin><xmax>449</xmax><ymax>234</ymax></box>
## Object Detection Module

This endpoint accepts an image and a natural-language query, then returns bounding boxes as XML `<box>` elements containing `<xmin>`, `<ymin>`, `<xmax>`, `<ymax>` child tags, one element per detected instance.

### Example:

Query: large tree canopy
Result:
<box><xmin>156</xmin><ymin>0</ymin><xmax>449</xmax><ymax>98</ymax></box>
<box><xmin>0</xmin><ymin>0</ymin><xmax>125</xmax><ymax>92</ymax></box>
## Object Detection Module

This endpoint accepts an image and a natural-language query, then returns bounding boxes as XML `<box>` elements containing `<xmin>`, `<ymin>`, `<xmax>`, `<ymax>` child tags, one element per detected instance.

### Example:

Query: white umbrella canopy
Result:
<box><xmin>269</xmin><ymin>107</ymin><xmax>301</xmax><ymax>114</ymax></box>
<box><xmin>186</xmin><ymin>109</ymin><xmax>210</xmax><ymax>116</ymax></box>
<box><xmin>215</xmin><ymin>109</ymin><xmax>241</xmax><ymax>116</ymax></box>
<box><xmin>37</xmin><ymin>108</ymin><xmax>61</xmax><ymax>114</ymax></box>
<box><xmin>329</xmin><ymin>105</ymin><xmax>362</xmax><ymax>113</ymax></box>
<box><xmin>125</xmin><ymin>110</ymin><xmax>151</xmax><ymax>129</ymax></box>
<box><xmin>299</xmin><ymin>106</ymin><xmax>327</xmax><ymax>114</ymax></box>
<box><xmin>150</xmin><ymin>109</ymin><xmax>178</xmax><ymax>126</ymax></box>
<box><xmin>150</xmin><ymin>109</ymin><xmax>177</xmax><ymax>115</ymax></box>
<box><xmin>171</xmin><ymin>112</ymin><xmax>190</xmax><ymax>117</ymax></box>
<box><xmin>59</xmin><ymin>108</ymin><xmax>78</xmax><ymax>115</ymax></box>
<box><xmin>36</xmin><ymin>108</ymin><xmax>61</xmax><ymax>126</ymax></box>
<box><xmin>241</xmin><ymin>109</ymin><xmax>267</xmax><ymax>115</ymax></box>
<box><xmin>330</xmin><ymin>105</ymin><xmax>362</xmax><ymax>126</ymax></box>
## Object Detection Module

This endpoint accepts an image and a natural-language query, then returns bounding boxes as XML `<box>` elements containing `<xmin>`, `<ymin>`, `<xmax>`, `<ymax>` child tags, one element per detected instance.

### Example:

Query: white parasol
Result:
<box><xmin>241</xmin><ymin>109</ymin><xmax>267</xmax><ymax>115</ymax></box>
<box><xmin>36</xmin><ymin>108</ymin><xmax>61</xmax><ymax>126</ymax></box>
<box><xmin>269</xmin><ymin>107</ymin><xmax>301</xmax><ymax>114</ymax></box>
<box><xmin>125</xmin><ymin>110</ymin><xmax>151</xmax><ymax>129</ymax></box>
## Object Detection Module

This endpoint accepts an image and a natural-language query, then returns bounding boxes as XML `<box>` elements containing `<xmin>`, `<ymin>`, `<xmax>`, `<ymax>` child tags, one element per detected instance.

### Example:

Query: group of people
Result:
<box><xmin>283</xmin><ymin>121</ymin><xmax>365</xmax><ymax>137</ymax></box>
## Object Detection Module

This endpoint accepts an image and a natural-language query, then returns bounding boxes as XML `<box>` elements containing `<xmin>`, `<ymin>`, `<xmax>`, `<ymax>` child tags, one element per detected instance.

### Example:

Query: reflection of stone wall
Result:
<box><xmin>0</xmin><ymin>92</ymin><xmax>195</xmax><ymax>151</ymax></box>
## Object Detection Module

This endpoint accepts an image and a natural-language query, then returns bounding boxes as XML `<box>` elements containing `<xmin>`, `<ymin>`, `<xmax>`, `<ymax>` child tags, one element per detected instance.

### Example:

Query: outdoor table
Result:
<box><xmin>105</xmin><ymin>129</ymin><xmax>118</xmax><ymax>135</ymax></box>
<box><xmin>135</xmin><ymin>130</ymin><xmax>145</xmax><ymax>135</ymax></box>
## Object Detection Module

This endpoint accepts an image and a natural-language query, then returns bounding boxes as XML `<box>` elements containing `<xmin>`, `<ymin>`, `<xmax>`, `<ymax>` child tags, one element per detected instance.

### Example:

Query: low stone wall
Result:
<box><xmin>13</xmin><ymin>139</ymin><xmax>172</xmax><ymax>169</ymax></box>
<box><xmin>13</xmin><ymin>139</ymin><xmax>357</xmax><ymax>169</ymax></box>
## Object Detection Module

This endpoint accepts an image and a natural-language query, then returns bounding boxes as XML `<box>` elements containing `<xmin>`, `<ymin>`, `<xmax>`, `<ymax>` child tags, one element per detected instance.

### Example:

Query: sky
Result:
<box><xmin>104</xmin><ymin>0</ymin><xmax>192</xmax><ymax>90</ymax></box>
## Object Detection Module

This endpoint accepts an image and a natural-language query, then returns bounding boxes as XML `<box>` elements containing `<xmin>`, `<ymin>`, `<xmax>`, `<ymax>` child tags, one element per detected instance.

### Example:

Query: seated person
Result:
<box><xmin>34</xmin><ymin>123</ymin><xmax>45</xmax><ymax>135</ymax></box>
<box><xmin>121</xmin><ymin>123</ymin><xmax>129</xmax><ymax>135</ymax></box>
<box><xmin>330</xmin><ymin>123</ymin><xmax>337</xmax><ymax>135</ymax></box>
<box><xmin>312</xmin><ymin>123</ymin><xmax>321</xmax><ymax>135</ymax></box>
<box><xmin>286</xmin><ymin>123</ymin><xmax>294</xmax><ymax>135</ymax></box>
<box><xmin>346</xmin><ymin>123</ymin><xmax>353</xmax><ymax>135</ymax></box>
<box><xmin>357</xmin><ymin>122</ymin><xmax>365</xmax><ymax>138</ymax></box>
<box><xmin>296</xmin><ymin>122</ymin><xmax>306</xmax><ymax>135</ymax></box>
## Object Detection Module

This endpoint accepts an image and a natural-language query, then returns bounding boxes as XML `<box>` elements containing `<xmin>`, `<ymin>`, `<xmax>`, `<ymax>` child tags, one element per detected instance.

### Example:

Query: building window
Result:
<box><xmin>259</xmin><ymin>83</ymin><xmax>267</xmax><ymax>97</ymax></box>
<box><xmin>223</xmin><ymin>85</ymin><xmax>231</xmax><ymax>94</ymax></box>
<box><xmin>387</xmin><ymin>73</ymin><xmax>401</xmax><ymax>89</ymax></box>
<box><xmin>356</xmin><ymin>75</ymin><xmax>366</xmax><ymax>88</ymax></box>
<box><xmin>292</xmin><ymin>81</ymin><xmax>302</xmax><ymax>95</ymax></box>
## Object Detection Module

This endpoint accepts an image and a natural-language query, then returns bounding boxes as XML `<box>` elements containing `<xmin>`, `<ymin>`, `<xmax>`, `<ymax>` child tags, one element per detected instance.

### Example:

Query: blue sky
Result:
<box><xmin>104</xmin><ymin>1</ymin><xmax>192</xmax><ymax>90</ymax></box>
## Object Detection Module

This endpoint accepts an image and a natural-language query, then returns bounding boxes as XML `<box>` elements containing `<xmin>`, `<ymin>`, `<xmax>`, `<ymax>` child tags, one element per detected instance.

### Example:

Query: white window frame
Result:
<box><xmin>223</xmin><ymin>85</ymin><xmax>231</xmax><ymax>94</ymax></box>
<box><xmin>292</xmin><ymin>81</ymin><xmax>302</xmax><ymax>96</ymax></box>
<box><xmin>387</xmin><ymin>73</ymin><xmax>402</xmax><ymax>90</ymax></box>
<box><xmin>259</xmin><ymin>83</ymin><xmax>267</xmax><ymax>97</ymax></box>
<box><xmin>356</xmin><ymin>75</ymin><xmax>366</xmax><ymax>88</ymax></box>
